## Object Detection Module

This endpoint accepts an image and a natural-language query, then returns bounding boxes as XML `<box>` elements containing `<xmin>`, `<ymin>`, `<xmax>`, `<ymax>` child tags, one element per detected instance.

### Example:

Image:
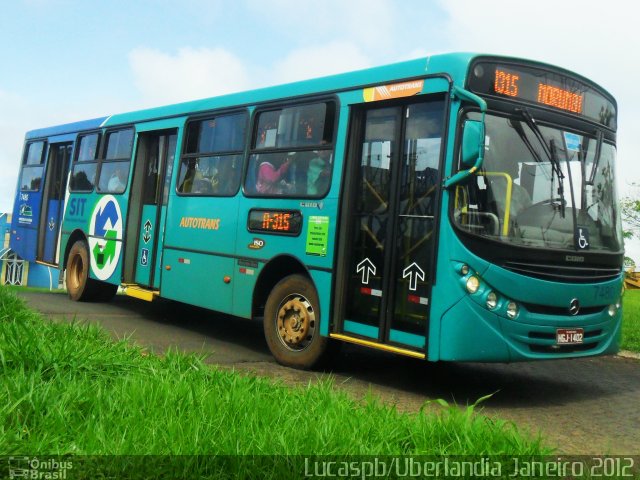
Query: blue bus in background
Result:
<box><xmin>10</xmin><ymin>53</ymin><xmax>624</xmax><ymax>368</ymax></box>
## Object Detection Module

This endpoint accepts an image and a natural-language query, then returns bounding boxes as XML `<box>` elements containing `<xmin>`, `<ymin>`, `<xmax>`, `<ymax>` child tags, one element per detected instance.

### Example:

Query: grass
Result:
<box><xmin>622</xmin><ymin>289</ymin><xmax>640</xmax><ymax>352</ymax></box>
<box><xmin>0</xmin><ymin>286</ymin><xmax>551</xmax><ymax>478</ymax></box>
<box><xmin>5</xmin><ymin>285</ymin><xmax>67</xmax><ymax>294</ymax></box>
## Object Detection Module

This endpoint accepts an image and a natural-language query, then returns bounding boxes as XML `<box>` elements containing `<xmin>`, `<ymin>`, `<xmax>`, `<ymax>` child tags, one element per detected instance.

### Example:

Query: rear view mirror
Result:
<box><xmin>443</xmin><ymin>86</ymin><xmax>487</xmax><ymax>189</ymax></box>
<box><xmin>461</xmin><ymin>120</ymin><xmax>485</xmax><ymax>167</ymax></box>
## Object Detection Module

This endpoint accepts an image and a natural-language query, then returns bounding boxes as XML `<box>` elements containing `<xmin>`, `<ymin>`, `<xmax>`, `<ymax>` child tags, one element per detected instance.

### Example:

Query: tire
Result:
<box><xmin>94</xmin><ymin>282</ymin><xmax>118</xmax><ymax>302</ymax></box>
<box><xmin>263</xmin><ymin>274</ymin><xmax>332</xmax><ymax>369</ymax></box>
<box><xmin>66</xmin><ymin>240</ymin><xmax>96</xmax><ymax>301</ymax></box>
<box><xmin>67</xmin><ymin>240</ymin><xmax>119</xmax><ymax>302</ymax></box>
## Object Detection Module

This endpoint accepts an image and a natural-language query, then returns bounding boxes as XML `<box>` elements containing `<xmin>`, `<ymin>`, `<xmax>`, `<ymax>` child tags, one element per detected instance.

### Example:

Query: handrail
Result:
<box><xmin>477</xmin><ymin>172</ymin><xmax>513</xmax><ymax>237</ymax></box>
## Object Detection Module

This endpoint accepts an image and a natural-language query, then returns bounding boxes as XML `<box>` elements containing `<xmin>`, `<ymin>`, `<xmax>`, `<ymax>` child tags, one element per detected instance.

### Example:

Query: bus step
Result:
<box><xmin>329</xmin><ymin>333</ymin><xmax>426</xmax><ymax>360</ymax></box>
<box><xmin>123</xmin><ymin>284</ymin><xmax>159</xmax><ymax>302</ymax></box>
<box><xmin>35</xmin><ymin>260</ymin><xmax>59</xmax><ymax>268</ymax></box>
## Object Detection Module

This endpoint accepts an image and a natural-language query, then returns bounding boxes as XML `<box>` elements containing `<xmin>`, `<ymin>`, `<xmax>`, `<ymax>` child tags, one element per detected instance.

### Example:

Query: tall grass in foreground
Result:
<box><xmin>0</xmin><ymin>287</ymin><xmax>550</xmax><ymax>477</ymax></box>
<box><xmin>622</xmin><ymin>289</ymin><xmax>640</xmax><ymax>352</ymax></box>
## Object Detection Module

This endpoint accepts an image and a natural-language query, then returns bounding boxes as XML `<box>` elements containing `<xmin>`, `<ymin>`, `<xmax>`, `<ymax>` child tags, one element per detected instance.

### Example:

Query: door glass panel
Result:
<box><xmin>143</xmin><ymin>136</ymin><xmax>163</xmax><ymax>205</ymax></box>
<box><xmin>346</xmin><ymin>107</ymin><xmax>399</xmax><ymax>329</ymax></box>
<box><xmin>162</xmin><ymin>135</ymin><xmax>177</xmax><ymax>205</ymax></box>
<box><xmin>391</xmin><ymin>102</ymin><xmax>444</xmax><ymax>334</ymax></box>
<box><xmin>40</xmin><ymin>144</ymin><xmax>71</xmax><ymax>263</ymax></box>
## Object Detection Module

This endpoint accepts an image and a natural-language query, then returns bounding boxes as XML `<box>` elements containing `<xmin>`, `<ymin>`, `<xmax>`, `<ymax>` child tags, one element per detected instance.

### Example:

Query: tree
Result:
<box><xmin>621</xmin><ymin>182</ymin><xmax>640</xmax><ymax>240</ymax></box>
<box><xmin>621</xmin><ymin>183</ymin><xmax>640</xmax><ymax>273</ymax></box>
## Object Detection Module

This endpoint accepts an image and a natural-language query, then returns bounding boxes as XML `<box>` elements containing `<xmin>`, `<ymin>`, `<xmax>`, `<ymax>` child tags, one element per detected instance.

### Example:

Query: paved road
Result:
<box><xmin>16</xmin><ymin>291</ymin><xmax>640</xmax><ymax>455</ymax></box>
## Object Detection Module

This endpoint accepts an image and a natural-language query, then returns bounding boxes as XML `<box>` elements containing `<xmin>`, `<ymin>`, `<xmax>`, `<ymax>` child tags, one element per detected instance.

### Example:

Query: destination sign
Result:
<box><xmin>467</xmin><ymin>60</ymin><xmax>616</xmax><ymax>128</ymax></box>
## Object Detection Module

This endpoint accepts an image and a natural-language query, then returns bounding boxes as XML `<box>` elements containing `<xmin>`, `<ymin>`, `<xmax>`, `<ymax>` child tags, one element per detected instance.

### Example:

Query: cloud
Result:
<box><xmin>272</xmin><ymin>42</ymin><xmax>371</xmax><ymax>84</ymax></box>
<box><xmin>128</xmin><ymin>47</ymin><xmax>252</xmax><ymax>106</ymax></box>
<box><xmin>245</xmin><ymin>0</ymin><xmax>397</xmax><ymax>52</ymax></box>
<box><xmin>439</xmin><ymin>0</ymin><xmax>632</xmax><ymax>63</ymax></box>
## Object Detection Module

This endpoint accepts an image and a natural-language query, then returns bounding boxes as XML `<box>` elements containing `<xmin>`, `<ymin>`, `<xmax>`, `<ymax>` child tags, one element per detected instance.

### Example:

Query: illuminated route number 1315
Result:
<box><xmin>494</xmin><ymin>69</ymin><xmax>519</xmax><ymax>97</ymax></box>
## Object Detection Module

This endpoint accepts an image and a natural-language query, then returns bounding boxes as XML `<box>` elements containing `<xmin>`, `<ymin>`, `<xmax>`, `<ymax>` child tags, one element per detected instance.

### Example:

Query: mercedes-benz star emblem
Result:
<box><xmin>569</xmin><ymin>298</ymin><xmax>580</xmax><ymax>316</ymax></box>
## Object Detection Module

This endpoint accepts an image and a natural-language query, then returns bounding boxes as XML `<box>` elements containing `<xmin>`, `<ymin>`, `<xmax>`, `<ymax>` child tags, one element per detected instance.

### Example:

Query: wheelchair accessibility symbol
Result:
<box><xmin>576</xmin><ymin>227</ymin><xmax>590</xmax><ymax>250</ymax></box>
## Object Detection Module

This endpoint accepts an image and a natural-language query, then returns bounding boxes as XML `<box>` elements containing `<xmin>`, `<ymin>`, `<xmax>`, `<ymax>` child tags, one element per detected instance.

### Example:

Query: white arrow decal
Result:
<box><xmin>402</xmin><ymin>262</ymin><xmax>425</xmax><ymax>291</ymax></box>
<box><xmin>356</xmin><ymin>258</ymin><xmax>376</xmax><ymax>285</ymax></box>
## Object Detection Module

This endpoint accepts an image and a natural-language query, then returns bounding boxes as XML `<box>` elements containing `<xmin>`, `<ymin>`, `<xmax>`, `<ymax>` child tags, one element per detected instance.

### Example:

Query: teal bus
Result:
<box><xmin>10</xmin><ymin>53</ymin><xmax>624</xmax><ymax>368</ymax></box>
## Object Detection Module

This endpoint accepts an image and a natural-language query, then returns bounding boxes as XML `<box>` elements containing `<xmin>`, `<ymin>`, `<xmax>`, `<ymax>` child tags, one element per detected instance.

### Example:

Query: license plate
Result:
<box><xmin>556</xmin><ymin>328</ymin><xmax>584</xmax><ymax>345</ymax></box>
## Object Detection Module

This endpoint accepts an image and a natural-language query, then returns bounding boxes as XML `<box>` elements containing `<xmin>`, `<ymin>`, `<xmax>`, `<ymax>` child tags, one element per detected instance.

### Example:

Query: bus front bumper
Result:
<box><xmin>438</xmin><ymin>295</ymin><xmax>622</xmax><ymax>362</ymax></box>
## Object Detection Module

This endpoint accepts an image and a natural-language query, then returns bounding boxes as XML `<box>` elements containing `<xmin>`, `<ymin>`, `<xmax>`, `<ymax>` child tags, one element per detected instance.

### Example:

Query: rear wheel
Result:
<box><xmin>67</xmin><ymin>240</ymin><xmax>95</xmax><ymax>301</ymax></box>
<box><xmin>66</xmin><ymin>240</ymin><xmax>118</xmax><ymax>302</ymax></box>
<box><xmin>264</xmin><ymin>274</ymin><xmax>332</xmax><ymax>369</ymax></box>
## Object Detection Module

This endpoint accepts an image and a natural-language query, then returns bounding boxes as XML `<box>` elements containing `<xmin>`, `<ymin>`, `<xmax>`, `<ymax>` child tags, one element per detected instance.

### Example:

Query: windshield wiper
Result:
<box><xmin>509</xmin><ymin>119</ymin><xmax>545</xmax><ymax>165</ymax></box>
<box><xmin>516</xmin><ymin>109</ymin><xmax>564</xmax><ymax>180</ymax></box>
<box><xmin>515</xmin><ymin>108</ymin><xmax>566</xmax><ymax>216</ymax></box>
<box><xmin>587</xmin><ymin>129</ymin><xmax>604</xmax><ymax>186</ymax></box>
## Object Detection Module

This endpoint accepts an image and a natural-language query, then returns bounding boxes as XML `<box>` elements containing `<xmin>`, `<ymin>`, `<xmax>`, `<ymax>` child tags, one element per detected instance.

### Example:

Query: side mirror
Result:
<box><xmin>461</xmin><ymin>120</ymin><xmax>485</xmax><ymax>167</ymax></box>
<box><xmin>443</xmin><ymin>86</ymin><xmax>487</xmax><ymax>189</ymax></box>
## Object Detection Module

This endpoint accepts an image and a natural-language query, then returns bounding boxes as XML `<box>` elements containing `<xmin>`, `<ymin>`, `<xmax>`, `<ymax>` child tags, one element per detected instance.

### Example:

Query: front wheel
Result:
<box><xmin>263</xmin><ymin>274</ymin><xmax>331</xmax><ymax>369</ymax></box>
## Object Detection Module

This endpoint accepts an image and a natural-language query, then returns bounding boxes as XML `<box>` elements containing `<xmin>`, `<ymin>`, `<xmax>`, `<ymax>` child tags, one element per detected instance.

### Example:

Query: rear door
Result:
<box><xmin>124</xmin><ymin>130</ymin><xmax>177</xmax><ymax>288</ymax></box>
<box><xmin>38</xmin><ymin>142</ymin><xmax>72</xmax><ymax>264</ymax></box>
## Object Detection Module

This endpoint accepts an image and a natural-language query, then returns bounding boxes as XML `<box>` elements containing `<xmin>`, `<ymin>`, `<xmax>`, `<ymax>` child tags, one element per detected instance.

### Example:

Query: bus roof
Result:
<box><xmin>25</xmin><ymin>117</ymin><xmax>109</xmax><ymax>140</ymax></box>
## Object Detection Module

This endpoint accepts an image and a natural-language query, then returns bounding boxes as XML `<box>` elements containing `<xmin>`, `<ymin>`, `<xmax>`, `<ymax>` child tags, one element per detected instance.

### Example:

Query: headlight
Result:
<box><xmin>506</xmin><ymin>301</ymin><xmax>518</xmax><ymax>319</ymax></box>
<box><xmin>486</xmin><ymin>291</ymin><xmax>498</xmax><ymax>310</ymax></box>
<box><xmin>466</xmin><ymin>276</ymin><xmax>480</xmax><ymax>294</ymax></box>
<box><xmin>608</xmin><ymin>304</ymin><xmax>618</xmax><ymax>317</ymax></box>
<box><xmin>460</xmin><ymin>264</ymin><xmax>470</xmax><ymax>275</ymax></box>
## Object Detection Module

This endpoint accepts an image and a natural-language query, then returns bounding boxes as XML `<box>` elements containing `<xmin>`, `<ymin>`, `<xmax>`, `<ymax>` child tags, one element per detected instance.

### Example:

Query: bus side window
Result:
<box><xmin>97</xmin><ymin>129</ymin><xmax>134</xmax><ymax>194</ymax></box>
<box><xmin>246</xmin><ymin>101</ymin><xmax>336</xmax><ymax>198</ymax></box>
<box><xmin>20</xmin><ymin>141</ymin><xmax>46</xmax><ymax>192</ymax></box>
<box><xmin>179</xmin><ymin>112</ymin><xmax>247</xmax><ymax>196</ymax></box>
<box><xmin>70</xmin><ymin>133</ymin><xmax>100</xmax><ymax>192</ymax></box>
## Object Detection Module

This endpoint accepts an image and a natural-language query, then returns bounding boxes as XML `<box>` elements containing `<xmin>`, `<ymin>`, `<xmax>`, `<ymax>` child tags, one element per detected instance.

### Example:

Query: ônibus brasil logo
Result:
<box><xmin>88</xmin><ymin>195</ymin><xmax>123</xmax><ymax>281</ymax></box>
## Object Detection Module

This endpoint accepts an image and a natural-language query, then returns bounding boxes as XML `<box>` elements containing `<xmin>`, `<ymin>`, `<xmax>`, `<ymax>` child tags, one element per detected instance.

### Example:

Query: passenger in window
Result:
<box><xmin>179</xmin><ymin>162</ymin><xmax>196</xmax><ymax>193</ymax></box>
<box><xmin>307</xmin><ymin>148</ymin><xmax>332</xmax><ymax>195</ymax></box>
<box><xmin>195</xmin><ymin>158</ymin><xmax>218</xmax><ymax>194</ymax></box>
<box><xmin>215</xmin><ymin>156</ymin><xmax>240</xmax><ymax>195</ymax></box>
<box><xmin>108</xmin><ymin>167</ymin><xmax>127</xmax><ymax>192</ymax></box>
<box><xmin>256</xmin><ymin>155</ymin><xmax>291</xmax><ymax>194</ymax></box>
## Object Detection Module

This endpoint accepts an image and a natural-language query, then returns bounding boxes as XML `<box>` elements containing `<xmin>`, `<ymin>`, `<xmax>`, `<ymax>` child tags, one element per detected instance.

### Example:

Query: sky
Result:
<box><xmin>1</xmin><ymin>0</ymin><xmax>638</xmax><ymax>260</ymax></box>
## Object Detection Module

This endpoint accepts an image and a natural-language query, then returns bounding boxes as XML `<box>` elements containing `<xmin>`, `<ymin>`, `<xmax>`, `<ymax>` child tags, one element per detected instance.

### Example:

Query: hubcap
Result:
<box><xmin>276</xmin><ymin>293</ymin><xmax>316</xmax><ymax>351</ymax></box>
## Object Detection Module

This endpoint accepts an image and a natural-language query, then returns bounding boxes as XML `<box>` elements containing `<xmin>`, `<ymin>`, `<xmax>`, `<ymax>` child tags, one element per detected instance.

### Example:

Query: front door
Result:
<box><xmin>339</xmin><ymin>98</ymin><xmax>445</xmax><ymax>352</ymax></box>
<box><xmin>38</xmin><ymin>143</ymin><xmax>71</xmax><ymax>264</ymax></box>
<box><xmin>128</xmin><ymin>131</ymin><xmax>177</xmax><ymax>288</ymax></box>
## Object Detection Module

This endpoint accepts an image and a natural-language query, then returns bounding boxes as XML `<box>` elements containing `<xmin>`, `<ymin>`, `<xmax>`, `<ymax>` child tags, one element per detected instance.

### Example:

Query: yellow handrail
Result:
<box><xmin>477</xmin><ymin>172</ymin><xmax>513</xmax><ymax>237</ymax></box>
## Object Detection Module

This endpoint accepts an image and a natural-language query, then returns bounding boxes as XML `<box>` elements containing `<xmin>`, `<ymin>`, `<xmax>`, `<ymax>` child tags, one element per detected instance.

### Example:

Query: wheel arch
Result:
<box><xmin>252</xmin><ymin>254</ymin><xmax>312</xmax><ymax>319</ymax></box>
<box><xmin>63</xmin><ymin>229</ymin><xmax>88</xmax><ymax>270</ymax></box>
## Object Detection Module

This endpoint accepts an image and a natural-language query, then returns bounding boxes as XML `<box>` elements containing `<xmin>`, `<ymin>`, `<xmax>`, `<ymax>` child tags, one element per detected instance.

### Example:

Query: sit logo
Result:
<box><xmin>88</xmin><ymin>195</ymin><xmax>123</xmax><ymax>281</ymax></box>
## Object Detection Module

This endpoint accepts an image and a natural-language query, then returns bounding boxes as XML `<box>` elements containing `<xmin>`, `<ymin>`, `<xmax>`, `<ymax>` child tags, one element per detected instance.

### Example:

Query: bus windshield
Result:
<box><xmin>454</xmin><ymin>112</ymin><xmax>622</xmax><ymax>253</ymax></box>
